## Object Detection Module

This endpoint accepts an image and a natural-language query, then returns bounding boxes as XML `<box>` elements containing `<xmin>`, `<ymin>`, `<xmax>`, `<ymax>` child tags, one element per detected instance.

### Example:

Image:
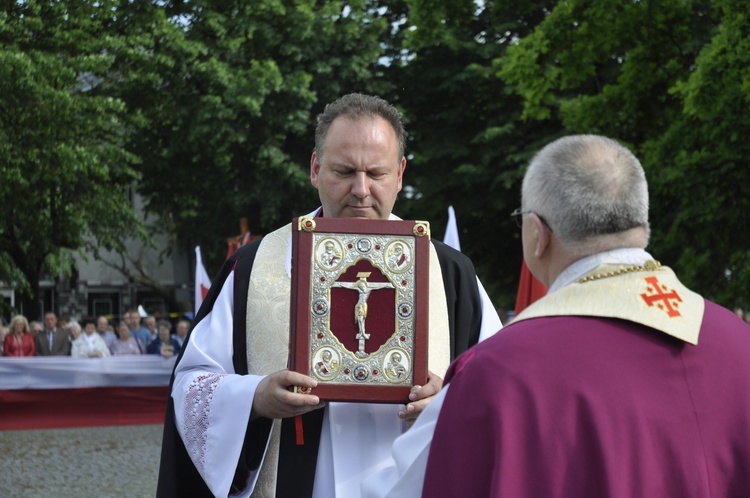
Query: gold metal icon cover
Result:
<box><xmin>289</xmin><ymin>216</ymin><xmax>430</xmax><ymax>403</ymax></box>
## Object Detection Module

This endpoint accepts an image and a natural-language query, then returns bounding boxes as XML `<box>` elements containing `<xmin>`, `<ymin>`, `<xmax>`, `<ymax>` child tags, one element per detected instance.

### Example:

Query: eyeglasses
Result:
<box><xmin>511</xmin><ymin>208</ymin><xmax>554</xmax><ymax>233</ymax></box>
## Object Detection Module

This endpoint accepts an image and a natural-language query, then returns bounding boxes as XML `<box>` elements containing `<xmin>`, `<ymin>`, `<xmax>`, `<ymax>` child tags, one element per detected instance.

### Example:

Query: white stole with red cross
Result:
<box><xmin>513</xmin><ymin>264</ymin><xmax>704</xmax><ymax>345</ymax></box>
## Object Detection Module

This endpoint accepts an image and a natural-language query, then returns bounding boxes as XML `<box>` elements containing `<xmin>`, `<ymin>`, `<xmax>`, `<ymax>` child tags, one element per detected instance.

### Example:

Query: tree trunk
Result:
<box><xmin>18</xmin><ymin>264</ymin><xmax>43</xmax><ymax>321</ymax></box>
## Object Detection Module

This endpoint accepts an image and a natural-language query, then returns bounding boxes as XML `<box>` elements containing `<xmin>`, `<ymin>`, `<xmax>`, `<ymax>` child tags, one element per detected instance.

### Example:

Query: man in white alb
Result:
<box><xmin>157</xmin><ymin>93</ymin><xmax>502</xmax><ymax>498</ymax></box>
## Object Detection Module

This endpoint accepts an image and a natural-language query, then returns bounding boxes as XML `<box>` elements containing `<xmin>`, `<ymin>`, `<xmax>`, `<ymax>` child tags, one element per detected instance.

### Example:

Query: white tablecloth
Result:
<box><xmin>0</xmin><ymin>356</ymin><xmax>175</xmax><ymax>390</ymax></box>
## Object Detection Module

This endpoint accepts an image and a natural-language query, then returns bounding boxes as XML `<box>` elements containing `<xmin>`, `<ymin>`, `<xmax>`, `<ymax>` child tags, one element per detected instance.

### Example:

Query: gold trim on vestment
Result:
<box><xmin>513</xmin><ymin>264</ymin><xmax>703</xmax><ymax>345</ymax></box>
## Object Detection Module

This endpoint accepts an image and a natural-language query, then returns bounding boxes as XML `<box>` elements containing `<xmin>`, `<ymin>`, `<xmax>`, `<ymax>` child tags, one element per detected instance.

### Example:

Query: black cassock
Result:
<box><xmin>156</xmin><ymin>238</ymin><xmax>484</xmax><ymax>498</ymax></box>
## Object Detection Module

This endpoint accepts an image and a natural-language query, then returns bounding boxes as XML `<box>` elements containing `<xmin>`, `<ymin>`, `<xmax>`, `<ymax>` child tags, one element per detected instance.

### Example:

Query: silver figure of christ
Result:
<box><xmin>331</xmin><ymin>272</ymin><xmax>395</xmax><ymax>355</ymax></box>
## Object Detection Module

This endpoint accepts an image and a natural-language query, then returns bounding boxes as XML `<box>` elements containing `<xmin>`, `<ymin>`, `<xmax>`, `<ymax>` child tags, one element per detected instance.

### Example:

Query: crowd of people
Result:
<box><xmin>0</xmin><ymin>309</ymin><xmax>192</xmax><ymax>359</ymax></box>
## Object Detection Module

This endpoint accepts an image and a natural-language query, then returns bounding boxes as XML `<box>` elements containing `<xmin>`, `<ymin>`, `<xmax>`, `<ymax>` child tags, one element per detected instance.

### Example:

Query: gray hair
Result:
<box><xmin>314</xmin><ymin>93</ymin><xmax>406</xmax><ymax>161</ymax></box>
<box><xmin>522</xmin><ymin>135</ymin><xmax>650</xmax><ymax>249</ymax></box>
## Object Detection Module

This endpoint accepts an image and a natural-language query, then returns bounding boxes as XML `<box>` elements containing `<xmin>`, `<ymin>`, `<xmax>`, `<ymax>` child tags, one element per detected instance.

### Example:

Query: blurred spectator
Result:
<box><xmin>172</xmin><ymin>318</ymin><xmax>191</xmax><ymax>347</ymax></box>
<box><xmin>35</xmin><ymin>312</ymin><xmax>71</xmax><ymax>356</ymax></box>
<box><xmin>96</xmin><ymin>315</ymin><xmax>118</xmax><ymax>349</ymax></box>
<box><xmin>67</xmin><ymin>321</ymin><xmax>83</xmax><ymax>342</ymax></box>
<box><xmin>3</xmin><ymin>315</ymin><xmax>36</xmax><ymax>357</ymax></box>
<box><xmin>29</xmin><ymin>321</ymin><xmax>44</xmax><ymax>335</ymax></box>
<box><xmin>110</xmin><ymin>322</ymin><xmax>143</xmax><ymax>356</ymax></box>
<box><xmin>0</xmin><ymin>323</ymin><xmax>8</xmax><ymax>356</ymax></box>
<box><xmin>71</xmin><ymin>318</ymin><xmax>111</xmax><ymax>358</ymax></box>
<box><xmin>146</xmin><ymin>320</ymin><xmax>181</xmax><ymax>358</ymax></box>
<box><xmin>144</xmin><ymin>315</ymin><xmax>158</xmax><ymax>345</ymax></box>
<box><xmin>125</xmin><ymin>309</ymin><xmax>151</xmax><ymax>350</ymax></box>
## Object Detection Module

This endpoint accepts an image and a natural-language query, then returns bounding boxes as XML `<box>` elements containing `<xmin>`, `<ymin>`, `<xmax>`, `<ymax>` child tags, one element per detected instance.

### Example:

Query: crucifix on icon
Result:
<box><xmin>331</xmin><ymin>272</ymin><xmax>395</xmax><ymax>355</ymax></box>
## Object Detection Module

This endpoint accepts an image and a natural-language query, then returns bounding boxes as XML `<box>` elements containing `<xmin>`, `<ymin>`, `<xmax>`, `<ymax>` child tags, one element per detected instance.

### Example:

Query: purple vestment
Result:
<box><xmin>423</xmin><ymin>300</ymin><xmax>750</xmax><ymax>497</ymax></box>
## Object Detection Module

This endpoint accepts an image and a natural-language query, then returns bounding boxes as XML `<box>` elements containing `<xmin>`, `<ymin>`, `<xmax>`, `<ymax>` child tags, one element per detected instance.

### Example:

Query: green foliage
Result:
<box><xmin>387</xmin><ymin>0</ymin><xmax>562</xmax><ymax>308</ymax></box>
<box><xmin>0</xmin><ymin>0</ymin><xmax>144</xmax><ymax>318</ymax></box>
<box><xmin>647</xmin><ymin>4</ymin><xmax>750</xmax><ymax>304</ymax></box>
<box><xmin>107</xmin><ymin>0</ymin><xmax>390</xmax><ymax>273</ymax></box>
<box><xmin>497</xmin><ymin>0</ymin><xmax>750</xmax><ymax>307</ymax></box>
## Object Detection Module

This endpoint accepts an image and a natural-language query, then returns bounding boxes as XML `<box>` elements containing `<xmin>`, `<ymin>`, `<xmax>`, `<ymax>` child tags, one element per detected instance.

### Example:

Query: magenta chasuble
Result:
<box><xmin>423</xmin><ymin>265</ymin><xmax>750</xmax><ymax>498</ymax></box>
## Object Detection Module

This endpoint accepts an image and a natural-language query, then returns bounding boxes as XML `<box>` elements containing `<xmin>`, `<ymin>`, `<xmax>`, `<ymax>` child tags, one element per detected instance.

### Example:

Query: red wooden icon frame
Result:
<box><xmin>289</xmin><ymin>217</ymin><xmax>430</xmax><ymax>403</ymax></box>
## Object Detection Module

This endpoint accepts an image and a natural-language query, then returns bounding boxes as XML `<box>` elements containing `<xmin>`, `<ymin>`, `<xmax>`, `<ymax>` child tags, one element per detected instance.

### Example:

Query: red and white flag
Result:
<box><xmin>195</xmin><ymin>246</ymin><xmax>211</xmax><ymax>315</ymax></box>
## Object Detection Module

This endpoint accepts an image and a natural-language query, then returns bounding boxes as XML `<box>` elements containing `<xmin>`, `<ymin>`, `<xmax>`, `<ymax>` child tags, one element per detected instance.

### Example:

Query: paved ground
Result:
<box><xmin>0</xmin><ymin>424</ymin><xmax>163</xmax><ymax>498</ymax></box>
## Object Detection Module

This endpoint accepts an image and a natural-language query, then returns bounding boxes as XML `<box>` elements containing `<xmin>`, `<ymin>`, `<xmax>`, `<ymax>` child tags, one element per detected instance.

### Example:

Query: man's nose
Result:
<box><xmin>351</xmin><ymin>172</ymin><xmax>370</xmax><ymax>198</ymax></box>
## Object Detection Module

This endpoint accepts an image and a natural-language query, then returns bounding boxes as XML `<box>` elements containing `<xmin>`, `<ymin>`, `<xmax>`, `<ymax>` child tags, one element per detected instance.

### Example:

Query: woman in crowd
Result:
<box><xmin>146</xmin><ymin>320</ymin><xmax>181</xmax><ymax>358</ymax></box>
<box><xmin>67</xmin><ymin>321</ymin><xmax>83</xmax><ymax>343</ymax></box>
<box><xmin>109</xmin><ymin>322</ymin><xmax>143</xmax><ymax>356</ymax></box>
<box><xmin>71</xmin><ymin>318</ymin><xmax>111</xmax><ymax>358</ymax></box>
<box><xmin>3</xmin><ymin>315</ymin><xmax>36</xmax><ymax>357</ymax></box>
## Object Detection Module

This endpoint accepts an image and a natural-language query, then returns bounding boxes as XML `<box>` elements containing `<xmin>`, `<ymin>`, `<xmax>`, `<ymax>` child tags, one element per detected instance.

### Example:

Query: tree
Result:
<box><xmin>108</xmin><ymin>0</ymin><xmax>392</xmax><ymax>275</ymax></box>
<box><xmin>646</xmin><ymin>0</ymin><xmax>750</xmax><ymax>306</ymax></box>
<box><xmin>383</xmin><ymin>0</ymin><xmax>562</xmax><ymax>308</ymax></box>
<box><xmin>0</xmin><ymin>1</ymin><xmax>144</xmax><ymax>320</ymax></box>
<box><xmin>498</xmin><ymin>0</ymin><xmax>750</xmax><ymax>307</ymax></box>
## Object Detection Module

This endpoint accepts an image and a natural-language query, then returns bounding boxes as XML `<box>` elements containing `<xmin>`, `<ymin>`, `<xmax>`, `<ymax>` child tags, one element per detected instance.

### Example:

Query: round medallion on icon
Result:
<box><xmin>383</xmin><ymin>348</ymin><xmax>410</xmax><ymax>383</ymax></box>
<box><xmin>385</xmin><ymin>240</ymin><xmax>412</xmax><ymax>273</ymax></box>
<box><xmin>316</xmin><ymin>238</ymin><xmax>344</xmax><ymax>270</ymax></box>
<box><xmin>312</xmin><ymin>347</ymin><xmax>341</xmax><ymax>380</ymax></box>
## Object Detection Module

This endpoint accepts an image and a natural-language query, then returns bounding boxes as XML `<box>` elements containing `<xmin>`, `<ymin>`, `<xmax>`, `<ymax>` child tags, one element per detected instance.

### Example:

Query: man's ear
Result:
<box><xmin>310</xmin><ymin>151</ymin><xmax>321</xmax><ymax>188</ymax></box>
<box><xmin>530</xmin><ymin>213</ymin><xmax>551</xmax><ymax>259</ymax></box>
<box><xmin>396</xmin><ymin>156</ymin><xmax>406</xmax><ymax>192</ymax></box>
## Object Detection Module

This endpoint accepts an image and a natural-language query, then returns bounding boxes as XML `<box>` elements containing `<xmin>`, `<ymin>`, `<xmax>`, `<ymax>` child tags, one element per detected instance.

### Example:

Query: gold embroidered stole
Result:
<box><xmin>245</xmin><ymin>224</ymin><xmax>450</xmax><ymax>497</ymax></box>
<box><xmin>513</xmin><ymin>264</ymin><xmax>704</xmax><ymax>345</ymax></box>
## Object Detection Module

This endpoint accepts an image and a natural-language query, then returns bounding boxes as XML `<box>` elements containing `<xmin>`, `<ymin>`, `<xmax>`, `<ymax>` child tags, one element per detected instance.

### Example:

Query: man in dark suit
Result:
<box><xmin>34</xmin><ymin>311</ymin><xmax>71</xmax><ymax>356</ymax></box>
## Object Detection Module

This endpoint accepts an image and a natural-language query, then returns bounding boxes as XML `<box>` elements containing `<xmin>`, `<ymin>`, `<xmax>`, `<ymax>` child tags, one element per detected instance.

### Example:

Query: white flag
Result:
<box><xmin>443</xmin><ymin>205</ymin><xmax>461</xmax><ymax>251</ymax></box>
<box><xmin>194</xmin><ymin>246</ymin><xmax>211</xmax><ymax>315</ymax></box>
<box><xmin>442</xmin><ymin>206</ymin><xmax>503</xmax><ymax>341</ymax></box>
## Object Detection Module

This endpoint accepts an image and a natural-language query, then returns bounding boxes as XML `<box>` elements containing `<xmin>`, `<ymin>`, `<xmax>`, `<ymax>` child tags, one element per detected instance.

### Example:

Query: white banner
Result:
<box><xmin>0</xmin><ymin>356</ymin><xmax>174</xmax><ymax>390</ymax></box>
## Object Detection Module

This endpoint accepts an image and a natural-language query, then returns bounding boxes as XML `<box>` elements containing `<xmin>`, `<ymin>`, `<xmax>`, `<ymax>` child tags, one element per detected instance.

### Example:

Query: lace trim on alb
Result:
<box><xmin>183</xmin><ymin>373</ymin><xmax>225</xmax><ymax>471</ymax></box>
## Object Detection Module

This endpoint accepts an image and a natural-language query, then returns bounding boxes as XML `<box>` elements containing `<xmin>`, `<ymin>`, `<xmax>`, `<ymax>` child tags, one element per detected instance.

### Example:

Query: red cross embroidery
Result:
<box><xmin>640</xmin><ymin>276</ymin><xmax>682</xmax><ymax>317</ymax></box>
